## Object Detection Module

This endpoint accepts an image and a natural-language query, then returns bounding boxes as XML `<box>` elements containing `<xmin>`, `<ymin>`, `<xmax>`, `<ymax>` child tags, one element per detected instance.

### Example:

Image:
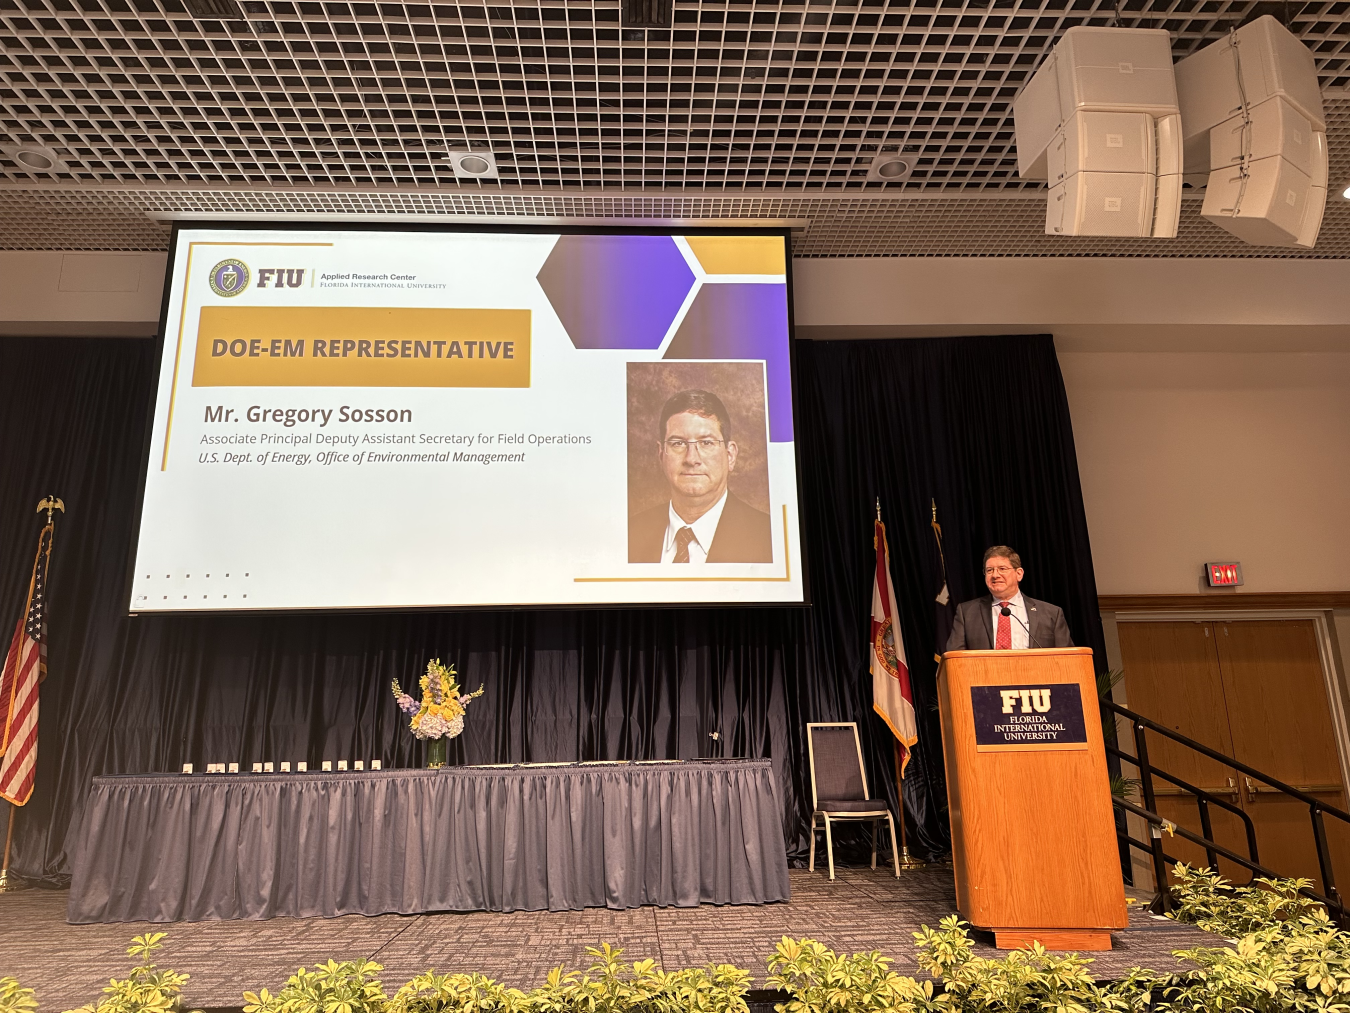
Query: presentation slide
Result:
<box><xmin>129</xmin><ymin>226</ymin><xmax>804</xmax><ymax>611</ymax></box>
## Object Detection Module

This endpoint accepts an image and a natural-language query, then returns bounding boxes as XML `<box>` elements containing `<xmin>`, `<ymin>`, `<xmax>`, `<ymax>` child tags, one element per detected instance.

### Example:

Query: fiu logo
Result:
<box><xmin>999</xmin><ymin>688</ymin><xmax>1052</xmax><ymax>715</ymax></box>
<box><xmin>257</xmin><ymin>268</ymin><xmax>306</xmax><ymax>289</ymax></box>
<box><xmin>208</xmin><ymin>259</ymin><xmax>250</xmax><ymax>297</ymax></box>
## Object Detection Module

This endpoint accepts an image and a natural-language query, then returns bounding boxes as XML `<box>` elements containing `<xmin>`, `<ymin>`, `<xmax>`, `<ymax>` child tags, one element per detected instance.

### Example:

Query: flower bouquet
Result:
<box><xmin>392</xmin><ymin>658</ymin><xmax>484</xmax><ymax>768</ymax></box>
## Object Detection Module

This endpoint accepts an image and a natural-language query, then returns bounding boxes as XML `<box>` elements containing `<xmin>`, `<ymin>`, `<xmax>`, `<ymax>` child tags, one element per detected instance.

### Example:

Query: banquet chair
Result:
<box><xmin>806</xmin><ymin>722</ymin><xmax>901</xmax><ymax>880</ymax></box>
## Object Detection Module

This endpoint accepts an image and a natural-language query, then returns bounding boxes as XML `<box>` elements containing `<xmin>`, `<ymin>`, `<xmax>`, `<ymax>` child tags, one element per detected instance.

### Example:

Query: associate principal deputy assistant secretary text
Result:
<box><xmin>199</xmin><ymin>406</ymin><xmax>593</xmax><ymax>448</ymax></box>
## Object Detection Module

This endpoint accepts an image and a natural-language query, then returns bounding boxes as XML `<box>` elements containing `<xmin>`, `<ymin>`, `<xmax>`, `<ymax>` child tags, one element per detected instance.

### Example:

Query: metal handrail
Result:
<box><xmin>1113</xmin><ymin>797</ymin><xmax>1346</xmax><ymax>919</ymax></box>
<box><xmin>1104</xmin><ymin>698</ymin><xmax>1350</xmax><ymax>820</ymax></box>
<box><xmin>1103</xmin><ymin>696</ymin><xmax>1350</xmax><ymax>913</ymax></box>
<box><xmin>1105</xmin><ymin>741</ymin><xmax>1261</xmax><ymax>870</ymax></box>
<box><xmin>1116</xmin><ymin>798</ymin><xmax>1279</xmax><ymax>877</ymax></box>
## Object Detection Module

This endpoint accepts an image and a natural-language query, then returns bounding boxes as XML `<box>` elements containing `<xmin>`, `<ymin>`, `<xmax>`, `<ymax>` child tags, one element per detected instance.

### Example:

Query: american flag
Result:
<box><xmin>0</xmin><ymin>522</ymin><xmax>53</xmax><ymax>806</ymax></box>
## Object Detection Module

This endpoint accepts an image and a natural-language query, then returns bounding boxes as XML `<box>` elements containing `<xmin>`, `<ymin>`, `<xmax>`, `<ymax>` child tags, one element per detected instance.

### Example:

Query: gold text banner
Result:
<box><xmin>192</xmin><ymin>306</ymin><xmax>531</xmax><ymax>387</ymax></box>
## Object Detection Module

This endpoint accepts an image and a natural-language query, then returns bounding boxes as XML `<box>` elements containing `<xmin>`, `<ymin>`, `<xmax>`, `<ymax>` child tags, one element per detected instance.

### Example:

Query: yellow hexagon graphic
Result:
<box><xmin>685</xmin><ymin>236</ymin><xmax>786</xmax><ymax>276</ymax></box>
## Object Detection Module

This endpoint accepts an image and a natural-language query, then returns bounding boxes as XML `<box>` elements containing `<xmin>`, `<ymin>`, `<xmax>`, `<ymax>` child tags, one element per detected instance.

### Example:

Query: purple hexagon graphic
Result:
<box><xmin>663</xmin><ymin>282</ymin><xmax>793</xmax><ymax>443</ymax></box>
<box><xmin>537</xmin><ymin>235</ymin><xmax>695</xmax><ymax>350</ymax></box>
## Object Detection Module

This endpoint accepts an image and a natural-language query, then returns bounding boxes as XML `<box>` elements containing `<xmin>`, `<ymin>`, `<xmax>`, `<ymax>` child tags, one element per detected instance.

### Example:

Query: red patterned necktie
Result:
<box><xmin>996</xmin><ymin>601</ymin><xmax>1012</xmax><ymax>650</ymax></box>
<box><xmin>673</xmin><ymin>527</ymin><xmax>696</xmax><ymax>563</ymax></box>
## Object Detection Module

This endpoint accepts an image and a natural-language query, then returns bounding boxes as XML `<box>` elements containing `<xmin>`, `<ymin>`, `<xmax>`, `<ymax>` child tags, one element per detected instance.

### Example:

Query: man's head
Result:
<box><xmin>983</xmin><ymin>545</ymin><xmax>1024</xmax><ymax>601</ymax></box>
<box><xmin>656</xmin><ymin>389</ymin><xmax>738</xmax><ymax>516</ymax></box>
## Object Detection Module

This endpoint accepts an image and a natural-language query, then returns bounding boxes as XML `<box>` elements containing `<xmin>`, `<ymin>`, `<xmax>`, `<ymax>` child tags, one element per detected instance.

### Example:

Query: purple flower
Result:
<box><xmin>396</xmin><ymin>693</ymin><xmax>418</xmax><ymax>714</ymax></box>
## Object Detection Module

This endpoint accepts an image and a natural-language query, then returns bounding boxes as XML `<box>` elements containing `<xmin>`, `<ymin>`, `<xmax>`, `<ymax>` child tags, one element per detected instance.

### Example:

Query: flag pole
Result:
<box><xmin>0</xmin><ymin>801</ymin><xmax>20</xmax><ymax>892</ymax></box>
<box><xmin>893</xmin><ymin>741</ymin><xmax>924</xmax><ymax>869</ymax></box>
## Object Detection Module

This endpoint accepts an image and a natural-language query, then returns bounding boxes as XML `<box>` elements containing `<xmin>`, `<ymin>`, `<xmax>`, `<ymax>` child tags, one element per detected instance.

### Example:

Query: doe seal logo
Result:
<box><xmin>208</xmin><ymin>259</ymin><xmax>250</xmax><ymax>297</ymax></box>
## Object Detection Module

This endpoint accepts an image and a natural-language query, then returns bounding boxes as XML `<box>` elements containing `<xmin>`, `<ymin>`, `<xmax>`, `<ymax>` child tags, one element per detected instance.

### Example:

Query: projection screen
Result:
<box><xmin>128</xmin><ymin>225</ymin><xmax>805</xmax><ymax>612</ymax></box>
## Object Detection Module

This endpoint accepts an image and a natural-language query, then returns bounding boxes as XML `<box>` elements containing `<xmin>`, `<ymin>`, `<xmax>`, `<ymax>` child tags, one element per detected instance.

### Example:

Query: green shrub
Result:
<box><xmin>915</xmin><ymin>916</ymin><xmax>1152</xmax><ymax>1013</ymax></box>
<box><xmin>243</xmin><ymin>959</ymin><xmax>387</xmax><ymax>1013</ymax></box>
<box><xmin>766</xmin><ymin>921</ymin><xmax>1152</xmax><ymax>1013</ymax></box>
<box><xmin>386</xmin><ymin>971</ymin><xmax>526</xmax><ymax>1013</ymax></box>
<box><xmin>0</xmin><ymin>978</ymin><xmax>38</xmax><ymax>1013</ymax></box>
<box><xmin>522</xmin><ymin>944</ymin><xmax>751</xmax><ymax>1012</ymax></box>
<box><xmin>642</xmin><ymin>965</ymin><xmax>752</xmax><ymax>1013</ymax></box>
<box><xmin>19</xmin><ymin>864</ymin><xmax>1350</xmax><ymax>1013</ymax></box>
<box><xmin>1158</xmin><ymin>863</ymin><xmax>1350</xmax><ymax>1011</ymax></box>
<box><xmin>765</xmin><ymin>935</ymin><xmax>935</xmax><ymax>1011</ymax></box>
<box><xmin>63</xmin><ymin>933</ymin><xmax>193</xmax><ymax>1013</ymax></box>
<box><xmin>242</xmin><ymin>945</ymin><xmax>751</xmax><ymax>1013</ymax></box>
<box><xmin>1169</xmin><ymin>862</ymin><xmax>1324</xmax><ymax>937</ymax></box>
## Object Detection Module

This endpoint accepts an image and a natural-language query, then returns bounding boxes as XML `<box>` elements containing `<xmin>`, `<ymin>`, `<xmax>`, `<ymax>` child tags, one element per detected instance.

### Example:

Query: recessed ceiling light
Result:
<box><xmin>1342</xmin><ymin>182</ymin><xmax>1350</xmax><ymax>200</ymax></box>
<box><xmin>449</xmin><ymin>150</ymin><xmax>499</xmax><ymax>180</ymax></box>
<box><xmin>2</xmin><ymin>143</ymin><xmax>67</xmax><ymax>174</ymax></box>
<box><xmin>15</xmin><ymin>150</ymin><xmax>54</xmax><ymax>170</ymax></box>
<box><xmin>866</xmin><ymin>152</ymin><xmax>914</xmax><ymax>183</ymax></box>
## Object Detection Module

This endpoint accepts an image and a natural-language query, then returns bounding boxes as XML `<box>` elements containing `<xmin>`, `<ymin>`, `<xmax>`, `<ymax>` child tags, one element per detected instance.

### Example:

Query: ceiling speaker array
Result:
<box><xmin>1175</xmin><ymin>16</ymin><xmax>1328</xmax><ymax>248</ymax></box>
<box><xmin>1013</xmin><ymin>16</ymin><xmax>1326</xmax><ymax>248</ymax></box>
<box><xmin>1014</xmin><ymin>28</ymin><xmax>1182</xmax><ymax>239</ymax></box>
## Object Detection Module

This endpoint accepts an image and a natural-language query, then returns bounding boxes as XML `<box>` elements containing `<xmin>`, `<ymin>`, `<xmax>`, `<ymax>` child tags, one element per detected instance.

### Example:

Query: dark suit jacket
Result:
<box><xmin>945</xmin><ymin>594</ymin><xmax>1073</xmax><ymax>651</ymax></box>
<box><xmin>628</xmin><ymin>493</ymin><xmax>774</xmax><ymax>563</ymax></box>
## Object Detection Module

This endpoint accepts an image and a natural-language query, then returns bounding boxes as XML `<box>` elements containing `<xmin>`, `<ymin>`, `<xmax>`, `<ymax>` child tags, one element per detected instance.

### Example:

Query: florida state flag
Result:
<box><xmin>871</xmin><ymin>507</ymin><xmax>918</xmax><ymax>776</ymax></box>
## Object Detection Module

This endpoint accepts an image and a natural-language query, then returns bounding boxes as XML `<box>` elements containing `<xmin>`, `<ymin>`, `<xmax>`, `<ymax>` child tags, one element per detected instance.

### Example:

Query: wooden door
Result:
<box><xmin>1117</xmin><ymin>621</ymin><xmax>1250</xmax><ymax>880</ymax></box>
<box><xmin>1214</xmin><ymin>620</ymin><xmax>1350</xmax><ymax>894</ymax></box>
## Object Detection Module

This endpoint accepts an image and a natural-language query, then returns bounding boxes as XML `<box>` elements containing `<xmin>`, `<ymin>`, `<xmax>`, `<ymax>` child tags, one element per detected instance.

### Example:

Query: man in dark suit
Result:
<box><xmin>628</xmin><ymin>388</ymin><xmax>773</xmax><ymax>563</ymax></box>
<box><xmin>945</xmin><ymin>545</ymin><xmax>1073</xmax><ymax>651</ymax></box>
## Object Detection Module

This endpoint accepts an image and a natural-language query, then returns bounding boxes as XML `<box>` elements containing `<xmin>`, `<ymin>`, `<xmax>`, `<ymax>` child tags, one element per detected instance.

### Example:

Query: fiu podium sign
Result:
<box><xmin>970</xmin><ymin>683</ymin><xmax>1089</xmax><ymax>752</ymax></box>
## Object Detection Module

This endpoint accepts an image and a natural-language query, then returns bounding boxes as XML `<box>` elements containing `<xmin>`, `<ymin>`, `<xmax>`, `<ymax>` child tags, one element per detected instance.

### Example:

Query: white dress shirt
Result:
<box><xmin>660</xmin><ymin>492</ymin><xmax>728</xmax><ymax>564</ymax></box>
<box><xmin>990</xmin><ymin>591</ymin><xmax>1030</xmax><ymax>650</ymax></box>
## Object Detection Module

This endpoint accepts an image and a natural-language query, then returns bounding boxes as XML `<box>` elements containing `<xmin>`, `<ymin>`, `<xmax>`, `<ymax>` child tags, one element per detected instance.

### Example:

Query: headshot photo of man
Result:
<box><xmin>628</xmin><ymin>386</ymin><xmax>774</xmax><ymax>564</ymax></box>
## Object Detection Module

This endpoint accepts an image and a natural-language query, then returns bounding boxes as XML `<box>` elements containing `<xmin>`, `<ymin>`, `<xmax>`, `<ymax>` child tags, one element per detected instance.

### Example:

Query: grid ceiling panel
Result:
<box><xmin>4</xmin><ymin>184</ymin><xmax>1350</xmax><ymax>254</ymax></box>
<box><xmin>1</xmin><ymin>0</ymin><xmax>1349</xmax><ymax>253</ymax></box>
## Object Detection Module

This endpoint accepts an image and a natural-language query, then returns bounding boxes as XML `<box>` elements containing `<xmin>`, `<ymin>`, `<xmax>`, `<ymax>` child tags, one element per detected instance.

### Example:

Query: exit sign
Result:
<box><xmin>1205</xmin><ymin>562</ymin><xmax>1244</xmax><ymax>587</ymax></box>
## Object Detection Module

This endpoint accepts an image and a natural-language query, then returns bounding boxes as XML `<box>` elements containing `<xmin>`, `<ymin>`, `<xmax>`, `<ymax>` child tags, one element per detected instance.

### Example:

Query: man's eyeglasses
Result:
<box><xmin>984</xmin><ymin>566</ymin><xmax>1016</xmax><ymax>576</ymax></box>
<box><xmin>662</xmin><ymin>438</ymin><xmax>726</xmax><ymax>456</ymax></box>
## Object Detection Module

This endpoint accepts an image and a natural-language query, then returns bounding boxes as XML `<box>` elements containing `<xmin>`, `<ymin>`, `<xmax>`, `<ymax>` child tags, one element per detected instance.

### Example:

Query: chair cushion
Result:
<box><xmin>817</xmin><ymin>799</ymin><xmax>890</xmax><ymax>814</ymax></box>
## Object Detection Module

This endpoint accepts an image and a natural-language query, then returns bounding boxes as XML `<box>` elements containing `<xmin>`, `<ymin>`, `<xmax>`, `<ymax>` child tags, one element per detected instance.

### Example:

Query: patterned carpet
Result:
<box><xmin>1</xmin><ymin>867</ymin><xmax>1220</xmax><ymax>1011</ymax></box>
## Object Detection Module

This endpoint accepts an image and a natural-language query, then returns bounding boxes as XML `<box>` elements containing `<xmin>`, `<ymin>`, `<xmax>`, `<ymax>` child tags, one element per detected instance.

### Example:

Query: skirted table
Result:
<box><xmin>67</xmin><ymin>758</ymin><xmax>791</xmax><ymax>922</ymax></box>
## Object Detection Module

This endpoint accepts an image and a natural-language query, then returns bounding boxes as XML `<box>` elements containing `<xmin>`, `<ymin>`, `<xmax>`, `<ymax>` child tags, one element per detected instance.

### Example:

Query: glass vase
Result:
<box><xmin>425</xmin><ymin>737</ymin><xmax>447</xmax><ymax>769</ymax></box>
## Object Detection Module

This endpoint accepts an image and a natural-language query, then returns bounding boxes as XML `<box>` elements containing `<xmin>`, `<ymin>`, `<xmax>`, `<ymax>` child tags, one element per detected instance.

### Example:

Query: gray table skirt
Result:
<box><xmin>67</xmin><ymin>759</ymin><xmax>791</xmax><ymax>922</ymax></box>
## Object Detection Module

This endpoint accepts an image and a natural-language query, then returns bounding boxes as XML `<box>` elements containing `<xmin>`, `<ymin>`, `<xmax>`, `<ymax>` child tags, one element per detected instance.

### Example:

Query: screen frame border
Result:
<box><xmin>123</xmin><ymin>218</ymin><xmax>812</xmax><ymax>617</ymax></box>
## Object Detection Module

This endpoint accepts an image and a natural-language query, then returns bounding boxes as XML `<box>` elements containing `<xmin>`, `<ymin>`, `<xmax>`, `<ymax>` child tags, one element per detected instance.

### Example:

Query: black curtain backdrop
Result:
<box><xmin>0</xmin><ymin>333</ymin><xmax>1105</xmax><ymax>883</ymax></box>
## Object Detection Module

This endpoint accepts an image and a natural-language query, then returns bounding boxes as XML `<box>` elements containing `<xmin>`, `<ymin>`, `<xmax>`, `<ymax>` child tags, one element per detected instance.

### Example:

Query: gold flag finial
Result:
<box><xmin>875</xmin><ymin>497</ymin><xmax>882</xmax><ymax>522</ymax></box>
<box><xmin>36</xmin><ymin>496</ymin><xmax>65</xmax><ymax>522</ymax></box>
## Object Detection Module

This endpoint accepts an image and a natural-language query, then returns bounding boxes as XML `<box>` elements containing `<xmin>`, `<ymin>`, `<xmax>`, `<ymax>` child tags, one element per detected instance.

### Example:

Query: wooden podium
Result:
<box><xmin>937</xmin><ymin>647</ymin><xmax>1128</xmax><ymax>950</ymax></box>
